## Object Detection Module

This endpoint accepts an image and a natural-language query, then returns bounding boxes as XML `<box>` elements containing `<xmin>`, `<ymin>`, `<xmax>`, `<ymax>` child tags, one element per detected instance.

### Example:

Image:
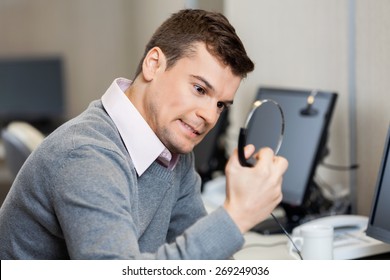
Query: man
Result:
<box><xmin>0</xmin><ymin>9</ymin><xmax>287</xmax><ymax>259</ymax></box>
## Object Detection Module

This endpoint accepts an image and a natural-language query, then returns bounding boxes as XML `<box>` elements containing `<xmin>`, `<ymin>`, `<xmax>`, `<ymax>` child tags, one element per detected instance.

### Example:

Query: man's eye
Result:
<box><xmin>194</xmin><ymin>85</ymin><xmax>206</xmax><ymax>95</ymax></box>
<box><xmin>217</xmin><ymin>101</ymin><xmax>227</xmax><ymax>111</ymax></box>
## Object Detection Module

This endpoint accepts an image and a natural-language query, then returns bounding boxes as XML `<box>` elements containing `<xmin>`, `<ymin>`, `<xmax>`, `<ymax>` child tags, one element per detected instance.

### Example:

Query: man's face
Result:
<box><xmin>136</xmin><ymin>43</ymin><xmax>241</xmax><ymax>154</ymax></box>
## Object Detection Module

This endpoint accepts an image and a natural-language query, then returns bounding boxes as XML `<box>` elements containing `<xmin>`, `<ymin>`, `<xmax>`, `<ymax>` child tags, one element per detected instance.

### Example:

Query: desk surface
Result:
<box><xmin>202</xmin><ymin>177</ymin><xmax>390</xmax><ymax>260</ymax></box>
<box><xmin>235</xmin><ymin>231</ymin><xmax>294</xmax><ymax>260</ymax></box>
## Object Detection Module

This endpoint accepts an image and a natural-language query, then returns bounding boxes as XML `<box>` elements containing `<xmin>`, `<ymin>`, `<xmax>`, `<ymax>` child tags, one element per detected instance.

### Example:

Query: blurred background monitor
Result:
<box><xmin>367</xmin><ymin>124</ymin><xmax>390</xmax><ymax>244</ymax></box>
<box><xmin>194</xmin><ymin>110</ymin><xmax>229</xmax><ymax>190</ymax></box>
<box><xmin>0</xmin><ymin>57</ymin><xmax>65</xmax><ymax>132</ymax></box>
<box><xmin>247</xmin><ymin>86</ymin><xmax>338</xmax><ymax>233</ymax></box>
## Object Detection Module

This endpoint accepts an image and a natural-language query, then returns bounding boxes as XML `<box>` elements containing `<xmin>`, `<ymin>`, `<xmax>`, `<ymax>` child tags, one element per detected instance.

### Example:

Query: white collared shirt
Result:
<box><xmin>101</xmin><ymin>78</ymin><xmax>178</xmax><ymax>176</ymax></box>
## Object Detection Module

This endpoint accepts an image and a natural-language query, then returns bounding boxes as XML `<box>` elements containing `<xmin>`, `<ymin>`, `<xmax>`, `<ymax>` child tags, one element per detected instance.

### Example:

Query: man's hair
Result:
<box><xmin>134</xmin><ymin>9</ymin><xmax>254</xmax><ymax>79</ymax></box>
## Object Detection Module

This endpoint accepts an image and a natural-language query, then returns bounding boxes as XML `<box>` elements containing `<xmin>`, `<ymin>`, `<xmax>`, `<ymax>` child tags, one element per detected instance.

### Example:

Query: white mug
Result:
<box><xmin>291</xmin><ymin>224</ymin><xmax>334</xmax><ymax>260</ymax></box>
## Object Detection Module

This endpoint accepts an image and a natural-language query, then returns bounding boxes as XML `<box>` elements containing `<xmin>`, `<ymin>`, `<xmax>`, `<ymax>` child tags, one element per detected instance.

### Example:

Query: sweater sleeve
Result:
<box><xmin>157</xmin><ymin>207</ymin><xmax>244</xmax><ymax>259</ymax></box>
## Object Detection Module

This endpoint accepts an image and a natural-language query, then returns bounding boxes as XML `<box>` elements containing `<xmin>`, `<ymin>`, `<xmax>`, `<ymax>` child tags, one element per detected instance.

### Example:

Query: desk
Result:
<box><xmin>202</xmin><ymin>179</ymin><xmax>389</xmax><ymax>260</ymax></box>
<box><xmin>235</xmin><ymin>231</ymin><xmax>294</xmax><ymax>260</ymax></box>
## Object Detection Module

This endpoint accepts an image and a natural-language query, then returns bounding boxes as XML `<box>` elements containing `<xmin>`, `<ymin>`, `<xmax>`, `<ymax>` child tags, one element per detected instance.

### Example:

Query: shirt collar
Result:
<box><xmin>101</xmin><ymin>78</ymin><xmax>178</xmax><ymax>176</ymax></box>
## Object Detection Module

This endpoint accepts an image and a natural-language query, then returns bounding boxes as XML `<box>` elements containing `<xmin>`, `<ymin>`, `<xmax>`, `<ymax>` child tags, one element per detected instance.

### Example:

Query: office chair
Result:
<box><xmin>1</xmin><ymin>121</ymin><xmax>45</xmax><ymax>179</ymax></box>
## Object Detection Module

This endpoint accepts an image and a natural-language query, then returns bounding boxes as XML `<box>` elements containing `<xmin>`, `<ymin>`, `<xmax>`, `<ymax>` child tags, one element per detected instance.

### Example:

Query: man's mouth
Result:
<box><xmin>180</xmin><ymin>120</ymin><xmax>201</xmax><ymax>136</ymax></box>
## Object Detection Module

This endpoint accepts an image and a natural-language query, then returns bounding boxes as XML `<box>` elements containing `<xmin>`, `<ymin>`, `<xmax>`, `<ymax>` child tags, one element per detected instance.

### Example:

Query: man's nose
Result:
<box><xmin>196</xmin><ymin>103</ymin><xmax>219</xmax><ymax>125</ymax></box>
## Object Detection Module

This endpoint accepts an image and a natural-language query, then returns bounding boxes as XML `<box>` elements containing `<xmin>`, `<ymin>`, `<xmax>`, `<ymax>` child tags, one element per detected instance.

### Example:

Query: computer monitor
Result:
<box><xmin>0</xmin><ymin>57</ymin><xmax>65</xmax><ymax>130</ymax></box>
<box><xmin>247</xmin><ymin>86</ymin><xmax>338</xmax><ymax>233</ymax></box>
<box><xmin>367</xmin><ymin>124</ymin><xmax>390</xmax><ymax>244</ymax></box>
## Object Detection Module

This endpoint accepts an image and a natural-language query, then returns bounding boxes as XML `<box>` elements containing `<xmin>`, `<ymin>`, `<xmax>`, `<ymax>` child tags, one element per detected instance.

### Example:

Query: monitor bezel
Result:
<box><xmin>366</xmin><ymin>124</ymin><xmax>390</xmax><ymax>244</ymax></box>
<box><xmin>254</xmin><ymin>86</ymin><xmax>338</xmax><ymax>207</ymax></box>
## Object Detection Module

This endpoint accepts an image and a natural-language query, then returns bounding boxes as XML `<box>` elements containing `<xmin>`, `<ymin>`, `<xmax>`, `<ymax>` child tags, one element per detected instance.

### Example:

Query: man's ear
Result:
<box><xmin>142</xmin><ymin>47</ymin><xmax>166</xmax><ymax>81</ymax></box>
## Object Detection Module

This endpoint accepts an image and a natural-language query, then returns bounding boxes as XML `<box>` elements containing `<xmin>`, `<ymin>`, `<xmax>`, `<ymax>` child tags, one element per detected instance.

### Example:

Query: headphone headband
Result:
<box><xmin>238</xmin><ymin>99</ymin><xmax>285</xmax><ymax>167</ymax></box>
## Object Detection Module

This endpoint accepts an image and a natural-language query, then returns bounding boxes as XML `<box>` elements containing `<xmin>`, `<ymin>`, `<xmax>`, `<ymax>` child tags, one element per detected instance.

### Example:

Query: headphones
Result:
<box><xmin>238</xmin><ymin>99</ymin><xmax>285</xmax><ymax>167</ymax></box>
<box><xmin>238</xmin><ymin>89</ymin><xmax>319</xmax><ymax>167</ymax></box>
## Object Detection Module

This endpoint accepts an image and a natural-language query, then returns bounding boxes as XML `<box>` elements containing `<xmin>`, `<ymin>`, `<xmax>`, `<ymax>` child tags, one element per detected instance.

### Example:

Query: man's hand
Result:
<box><xmin>223</xmin><ymin>145</ymin><xmax>288</xmax><ymax>233</ymax></box>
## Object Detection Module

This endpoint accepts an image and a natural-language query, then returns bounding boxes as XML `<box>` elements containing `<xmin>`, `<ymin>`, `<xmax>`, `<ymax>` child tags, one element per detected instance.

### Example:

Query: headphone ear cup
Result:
<box><xmin>238</xmin><ymin>128</ymin><xmax>254</xmax><ymax>167</ymax></box>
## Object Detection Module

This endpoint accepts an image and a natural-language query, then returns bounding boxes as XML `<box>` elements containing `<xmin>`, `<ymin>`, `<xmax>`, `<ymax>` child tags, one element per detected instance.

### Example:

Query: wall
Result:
<box><xmin>0</xmin><ymin>0</ymin><xmax>131</xmax><ymax>117</ymax></box>
<box><xmin>224</xmin><ymin>0</ymin><xmax>390</xmax><ymax>215</ymax></box>
<box><xmin>0</xmin><ymin>0</ymin><xmax>190</xmax><ymax>119</ymax></box>
<box><xmin>355</xmin><ymin>0</ymin><xmax>390</xmax><ymax>214</ymax></box>
<box><xmin>0</xmin><ymin>0</ymin><xmax>222</xmax><ymax>119</ymax></box>
<box><xmin>224</xmin><ymin>0</ymin><xmax>350</xmax><ymax>207</ymax></box>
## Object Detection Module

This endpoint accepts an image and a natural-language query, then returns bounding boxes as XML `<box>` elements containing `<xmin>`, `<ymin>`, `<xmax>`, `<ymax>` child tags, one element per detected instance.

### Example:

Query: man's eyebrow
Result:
<box><xmin>226</xmin><ymin>100</ymin><xmax>234</xmax><ymax>106</ymax></box>
<box><xmin>191</xmin><ymin>75</ymin><xmax>214</xmax><ymax>91</ymax></box>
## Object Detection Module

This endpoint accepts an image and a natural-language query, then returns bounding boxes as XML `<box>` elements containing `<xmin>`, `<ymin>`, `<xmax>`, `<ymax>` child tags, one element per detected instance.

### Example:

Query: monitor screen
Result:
<box><xmin>246</xmin><ymin>87</ymin><xmax>337</xmax><ymax>206</ymax></box>
<box><xmin>0</xmin><ymin>57</ymin><xmax>65</xmax><ymax>123</ymax></box>
<box><xmin>367</xmin><ymin>124</ymin><xmax>390</xmax><ymax>244</ymax></box>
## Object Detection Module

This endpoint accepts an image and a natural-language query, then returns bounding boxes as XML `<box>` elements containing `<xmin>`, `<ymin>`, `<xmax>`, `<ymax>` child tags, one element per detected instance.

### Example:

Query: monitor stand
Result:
<box><xmin>250</xmin><ymin>205</ymin><xmax>307</xmax><ymax>235</ymax></box>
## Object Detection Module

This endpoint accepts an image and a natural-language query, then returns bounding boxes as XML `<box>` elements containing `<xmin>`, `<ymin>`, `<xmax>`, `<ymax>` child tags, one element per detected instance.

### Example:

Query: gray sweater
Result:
<box><xmin>0</xmin><ymin>100</ymin><xmax>244</xmax><ymax>259</ymax></box>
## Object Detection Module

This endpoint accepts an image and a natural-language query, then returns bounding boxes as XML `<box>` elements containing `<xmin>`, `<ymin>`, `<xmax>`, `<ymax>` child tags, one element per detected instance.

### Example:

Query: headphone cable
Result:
<box><xmin>270</xmin><ymin>213</ymin><xmax>303</xmax><ymax>260</ymax></box>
